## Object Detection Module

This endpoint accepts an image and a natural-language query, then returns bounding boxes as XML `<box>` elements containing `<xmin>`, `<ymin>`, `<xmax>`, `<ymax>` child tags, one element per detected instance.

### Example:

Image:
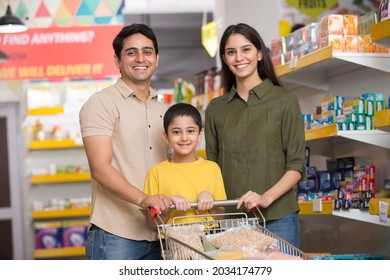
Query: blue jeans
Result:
<box><xmin>263</xmin><ymin>212</ymin><xmax>300</xmax><ymax>248</ymax></box>
<box><xmin>86</xmin><ymin>224</ymin><xmax>162</xmax><ymax>260</ymax></box>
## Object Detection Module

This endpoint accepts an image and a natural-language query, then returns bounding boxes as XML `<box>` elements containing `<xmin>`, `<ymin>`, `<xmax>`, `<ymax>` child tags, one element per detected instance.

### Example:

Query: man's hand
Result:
<box><xmin>140</xmin><ymin>194</ymin><xmax>172</xmax><ymax>214</ymax></box>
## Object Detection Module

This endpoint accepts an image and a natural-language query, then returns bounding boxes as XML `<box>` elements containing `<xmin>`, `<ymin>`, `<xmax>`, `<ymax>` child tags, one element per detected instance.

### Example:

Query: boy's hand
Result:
<box><xmin>170</xmin><ymin>195</ymin><xmax>191</xmax><ymax>212</ymax></box>
<box><xmin>197</xmin><ymin>191</ymin><xmax>214</xmax><ymax>211</ymax></box>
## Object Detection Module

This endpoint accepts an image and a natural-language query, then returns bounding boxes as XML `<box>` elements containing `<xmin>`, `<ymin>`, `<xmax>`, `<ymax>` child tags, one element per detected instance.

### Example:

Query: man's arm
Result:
<box><xmin>83</xmin><ymin>135</ymin><xmax>171</xmax><ymax>212</ymax></box>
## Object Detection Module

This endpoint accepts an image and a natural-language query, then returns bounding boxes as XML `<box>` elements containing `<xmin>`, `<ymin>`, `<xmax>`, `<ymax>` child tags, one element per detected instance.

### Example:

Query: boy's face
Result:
<box><xmin>163</xmin><ymin>115</ymin><xmax>203</xmax><ymax>163</ymax></box>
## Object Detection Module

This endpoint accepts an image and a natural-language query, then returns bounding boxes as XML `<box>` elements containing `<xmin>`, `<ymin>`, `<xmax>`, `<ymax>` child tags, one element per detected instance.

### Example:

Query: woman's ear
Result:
<box><xmin>257</xmin><ymin>51</ymin><xmax>262</xmax><ymax>61</ymax></box>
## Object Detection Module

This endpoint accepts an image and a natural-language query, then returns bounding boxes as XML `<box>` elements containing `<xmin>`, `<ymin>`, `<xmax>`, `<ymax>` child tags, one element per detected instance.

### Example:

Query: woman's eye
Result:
<box><xmin>226</xmin><ymin>50</ymin><xmax>235</xmax><ymax>56</ymax></box>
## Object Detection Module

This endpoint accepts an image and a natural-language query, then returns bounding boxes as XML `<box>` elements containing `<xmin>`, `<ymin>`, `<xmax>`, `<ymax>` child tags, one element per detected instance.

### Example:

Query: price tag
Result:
<box><xmin>379</xmin><ymin>201</ymin><xmax>389</xmax><ymax>225</ymax></box>
<box><xmin>289</xmin><ymin>55</ymin><xmax>298</xmax><ymax>69</ymax></box>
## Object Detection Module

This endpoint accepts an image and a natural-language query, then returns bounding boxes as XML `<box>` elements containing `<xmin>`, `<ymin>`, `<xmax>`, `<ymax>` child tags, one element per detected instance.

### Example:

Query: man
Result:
<box><xmin>79</xmin><ymin>24</ymin><xmax>172</xmax><ymax>260</ymax></box>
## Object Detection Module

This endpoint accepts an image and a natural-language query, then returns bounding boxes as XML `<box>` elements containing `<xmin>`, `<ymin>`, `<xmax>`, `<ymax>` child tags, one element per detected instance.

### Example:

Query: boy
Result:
<box><xmin>144</xmin><ymin>103</ymin><xmax>227</xmax><ymax>224</ymax></box>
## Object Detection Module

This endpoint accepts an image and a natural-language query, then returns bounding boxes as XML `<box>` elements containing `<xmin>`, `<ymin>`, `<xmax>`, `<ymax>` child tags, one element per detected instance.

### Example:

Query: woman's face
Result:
<box><xmin>222</xmin><ymin>33</ymin><xmax>262</xmax><ymax>81</ymax></box>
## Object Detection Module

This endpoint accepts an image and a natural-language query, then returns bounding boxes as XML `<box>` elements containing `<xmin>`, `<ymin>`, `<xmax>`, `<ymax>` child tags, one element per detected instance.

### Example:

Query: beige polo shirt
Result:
<box><xmin>79</xmin><ymin>78</ymin><xmax>168</xmax><ymax>241</ymax></box>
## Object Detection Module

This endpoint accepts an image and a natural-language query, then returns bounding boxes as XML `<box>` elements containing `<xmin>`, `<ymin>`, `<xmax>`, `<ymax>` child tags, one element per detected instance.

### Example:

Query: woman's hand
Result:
<box><xmin>237</xmin><ymin>191</ymin><xmax>273</xmax><ymax>210</ymax></box>
<box><xmin>170</xmin><ymin>195</ymin><xmax>191</xmax><ymax>212</ymax></box>
<box><xmin>197</xmin><ymin>191</ymin><xmax>214</xmax><ymax>211</ymax></box>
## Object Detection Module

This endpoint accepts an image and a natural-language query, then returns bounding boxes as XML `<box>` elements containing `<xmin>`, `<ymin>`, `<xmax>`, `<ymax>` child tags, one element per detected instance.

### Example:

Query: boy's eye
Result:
<box><xmin>187</xmin><ymin>129</ymin><xmax>195</xmax><ymax>134</ymax></box>
<box><xmin>172</xmin><ymin>130</ymin><xmax>180</xmax><ymax>135</ymax></box>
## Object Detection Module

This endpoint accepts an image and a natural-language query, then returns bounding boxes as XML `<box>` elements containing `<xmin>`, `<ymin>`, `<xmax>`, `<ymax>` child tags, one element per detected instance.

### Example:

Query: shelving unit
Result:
<box><xmin>28</xmin><ymin>139</ymin><xmax>83</xmax><ymax>150</ymax></box>
<box><xmin>299</xmin><ymin>200</ymin><xmax>333</xmax><ymax>215</ymax></box>
<box><xmin>31</xmin><ymin>172</ymin><xmax>91</xmax><ymax>184</ymax></box>
<box><xmin>34</xmin><ymin>247</ymin><xmax>85</xmax><ymax>259</ymax></box>
<box><xmin>276</xmin><ymin>46</ymin><xmax>390</xmax><ymax>231</ymax></box>
<box><xmin>305</xmin><ymin>124</ymin><xmax>390</xmax><ymax>149</ymax></box>
<box><xmin>275</xmin><ymin>46</ymin><xmax>390</xmax><ymax>90</ymax></box>
<box><xmin>32</xmin><ymin>208</ymin><xmax>90</xmax><ymax>219</ymax></box>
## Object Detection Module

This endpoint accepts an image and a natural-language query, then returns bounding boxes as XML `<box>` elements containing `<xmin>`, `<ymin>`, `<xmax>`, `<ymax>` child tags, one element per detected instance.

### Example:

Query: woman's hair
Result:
<box><xmin>112</xmin><ymin>23</ymin><xmax>159</xmax><ymax>60</ymax></box>
<box><xmin>163</xmin><ymin>103</ymin><xmax>202</xmax><ymax>133</ymax></box>
<box><xmin>219</xmin><ymin>23</ymin><xmax>281</xmax><ymax>92</ymax></box>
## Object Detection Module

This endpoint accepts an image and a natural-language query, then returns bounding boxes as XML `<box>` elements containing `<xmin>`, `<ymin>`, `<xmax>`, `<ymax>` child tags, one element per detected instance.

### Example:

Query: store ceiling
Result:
<box><xmin>123</xmin><ymin>9</ymin><xmax>216</xmax><ymax>90</ymax></box>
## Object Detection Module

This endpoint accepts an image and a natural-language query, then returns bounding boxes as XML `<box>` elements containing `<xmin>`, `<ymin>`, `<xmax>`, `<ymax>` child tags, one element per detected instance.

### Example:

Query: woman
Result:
<box><xmin>205</xmin><ymin>23</ymin><xmax>306</xmax><ymax>248</ymax></box>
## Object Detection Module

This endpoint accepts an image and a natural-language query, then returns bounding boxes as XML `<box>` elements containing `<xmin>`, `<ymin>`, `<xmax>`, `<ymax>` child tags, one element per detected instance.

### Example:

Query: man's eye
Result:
<box><xmin>144</xmin><ymin>51</ymin><xmax>152</xmax><ymax>55</ymax></box>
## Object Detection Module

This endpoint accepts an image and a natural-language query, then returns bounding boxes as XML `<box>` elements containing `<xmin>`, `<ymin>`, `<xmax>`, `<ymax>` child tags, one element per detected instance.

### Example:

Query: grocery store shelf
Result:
<box><xmin>275</xmin><ymin>46</ymin><xmax>390</xmax><ymax>90</ymax></box>
<box><xmin>332</xmin><ymin>209</ymin><xmax>390</xmax><ymax>227</ymax></box>
<box><xmin>32</xmin><ymin>208</ymin><xmax>90</xmax><ymax>219</ymax></box>
<box><xmin>34</xmin><ymin>247</ymin><xmax>85</xmax><ymax>259</ymax></box>
<box><xmin>305</xmin><ymin>124</ymin><xmax>338</xmax><ymax>141</ymax></box>
<box><xmin>299</xmin><ymin>200</ymin><xmax>333</xmax><ymax>215</ymax></box>
<box><xmin>29</xmin><ymin>139</ymin><xmax>83</xmax><ymax>150</ymax></box>
<box><xmin>31</xmin><ymin>172</ymin><xmax>91</xmax><ymax>184</ymax></box>
<box><xmin>305</xmin><ymin>124</ymin><xmax>390</xmax><ymax>149</ymax></box>
<box><xmin>371</xmin><ymin>20</ymin><xmax>390</xmax><ymax>48</ymax></box>
<box><xmin>27</xmin><ymin>107</ymin><xmax>64</xmax><ymax>115</ymax></box>
<box><xmin>373</xmin><ymin>109</ymin><xmax>390</xmax><ymax>133</ymax></box>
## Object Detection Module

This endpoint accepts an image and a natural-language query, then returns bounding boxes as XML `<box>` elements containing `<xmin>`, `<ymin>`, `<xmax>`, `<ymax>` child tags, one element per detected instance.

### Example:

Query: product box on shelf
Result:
<box><xmin>62</xmin><ymin>220</ymin><xmax>89</xmax><ymax>248</ymax></box>
<box><xmin>35</xmin><ymin>222</ymin><xmax>62</xmax><ymax>249</ymax></box>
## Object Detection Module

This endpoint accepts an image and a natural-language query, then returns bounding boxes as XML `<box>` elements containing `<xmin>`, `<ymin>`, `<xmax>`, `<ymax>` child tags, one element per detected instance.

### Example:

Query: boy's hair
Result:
<box><xmin>163</xmin><ymin>103</ymin><xmax>202</xmax><ymax>133</ymax></box>
<box><xmin>112</xmin><ymin>23</ymin><xmax>159</xmax><ymax>59</ymax></box>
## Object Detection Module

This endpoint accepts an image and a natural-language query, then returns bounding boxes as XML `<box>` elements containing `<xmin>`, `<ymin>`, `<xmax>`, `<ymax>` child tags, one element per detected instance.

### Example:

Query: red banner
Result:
<box><xmin>0</xmin><ymin>25</ymin><xmax>124</xmax><ymax>81</ymax></box>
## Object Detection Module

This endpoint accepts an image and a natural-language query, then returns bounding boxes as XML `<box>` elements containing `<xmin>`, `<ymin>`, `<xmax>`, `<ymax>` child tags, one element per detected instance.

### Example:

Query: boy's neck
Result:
<box><xmin>169</xmin><ymin>155</ymin><xmax>198</xmax><ymax>163</ymax></box>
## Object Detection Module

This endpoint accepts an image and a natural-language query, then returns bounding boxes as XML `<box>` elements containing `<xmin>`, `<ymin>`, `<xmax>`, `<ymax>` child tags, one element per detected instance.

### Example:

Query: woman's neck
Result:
<box><xmin>236</xmin><ymin>76</ymin><xmax>262</xmax><ymax>101</ymax></box>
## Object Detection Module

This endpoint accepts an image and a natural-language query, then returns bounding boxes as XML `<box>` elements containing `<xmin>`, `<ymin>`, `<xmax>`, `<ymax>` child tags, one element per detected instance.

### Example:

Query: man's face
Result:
<box><xmin>115</xmin><ymin>33</ymin><xmax>159</xmax><ymax>85</ymax></box>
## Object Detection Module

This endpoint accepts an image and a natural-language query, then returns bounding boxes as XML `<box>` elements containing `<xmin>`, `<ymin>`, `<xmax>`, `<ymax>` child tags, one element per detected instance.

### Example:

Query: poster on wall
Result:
<box><xmin>278</xmin><ymin>0</ymin><xmax>381</xmax><ymax>36</ymax></box>
<box><xmin>0</xmin><ymin>25</ymin><xmax>123</xmax><ymax>81</ymax></box>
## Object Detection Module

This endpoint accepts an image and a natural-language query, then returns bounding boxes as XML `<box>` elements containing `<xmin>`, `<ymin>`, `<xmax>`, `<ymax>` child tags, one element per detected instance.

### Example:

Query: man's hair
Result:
<box><xmin>163</xmin><ymin>103</ymin><xmax>202</xmax><ymax>133</ymax></box>
<box><xmin>112</xmin><ymin>23</ymin><xmax>159</xmax><ymax>59</ymax></box>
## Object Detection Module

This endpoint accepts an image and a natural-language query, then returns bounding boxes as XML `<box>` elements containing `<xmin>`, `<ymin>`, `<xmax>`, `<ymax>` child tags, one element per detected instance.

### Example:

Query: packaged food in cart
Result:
<box><xmin>149</xmin><ymin>200</ymin><xmax>309</xmax><ymax>260</ymax></box>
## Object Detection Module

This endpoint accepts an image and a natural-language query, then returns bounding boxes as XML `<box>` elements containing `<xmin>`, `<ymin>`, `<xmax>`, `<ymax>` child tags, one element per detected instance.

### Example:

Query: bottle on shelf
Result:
<box><xmin>174</xmin><ymin>78</ymin><xmax>184</xmax><ymax>104</ymax></box>
<box><xmin>32</xmin><ymin>119</ymin><xmax>45</xmax><ymax>141</ymax></box>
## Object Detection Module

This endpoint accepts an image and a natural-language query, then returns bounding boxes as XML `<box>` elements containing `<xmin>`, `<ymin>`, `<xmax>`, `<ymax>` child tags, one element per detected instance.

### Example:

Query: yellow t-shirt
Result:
<box><xmin>144</xmin><ymin>157</ymin><xmax>227</xmax><ymax>224</ymax></box>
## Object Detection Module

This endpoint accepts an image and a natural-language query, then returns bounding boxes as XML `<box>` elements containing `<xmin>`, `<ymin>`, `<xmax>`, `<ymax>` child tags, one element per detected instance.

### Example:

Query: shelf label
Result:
<box><xmin>289</xmin><ymin>55</ymin><xmax>298</xmax><ymax>69</ymax></box>
<box><xmin>379</xmin><ymin>201</ymin><xmax>389</xmax><ymax>225</ymax></box>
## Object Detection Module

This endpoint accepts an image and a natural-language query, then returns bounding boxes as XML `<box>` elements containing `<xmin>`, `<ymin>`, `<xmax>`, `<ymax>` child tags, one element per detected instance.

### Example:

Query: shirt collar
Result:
<box><xmin>115</xmin><ymin>78</ymin><xmax>158</xmax><ymax>100</ymax></box>
<box><xmin>226</xmin><ymin>78</ymin><xmax>273</xmax><ymax>102</ymax></box>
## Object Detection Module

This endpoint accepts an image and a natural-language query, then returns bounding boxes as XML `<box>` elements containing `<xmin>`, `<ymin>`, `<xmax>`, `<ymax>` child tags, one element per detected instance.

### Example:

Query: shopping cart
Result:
<box><xmin>149</xmin><ymin>200</ymin><xmax>309</xmax><ymax>260</ymax></box>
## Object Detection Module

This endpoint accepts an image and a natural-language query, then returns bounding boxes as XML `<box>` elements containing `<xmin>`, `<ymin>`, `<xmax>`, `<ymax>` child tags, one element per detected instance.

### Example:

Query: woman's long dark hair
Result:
<box><xmin>219</xmin><ymin>23</ymin><xmax>281</xmax><ymax>93</ymax></box>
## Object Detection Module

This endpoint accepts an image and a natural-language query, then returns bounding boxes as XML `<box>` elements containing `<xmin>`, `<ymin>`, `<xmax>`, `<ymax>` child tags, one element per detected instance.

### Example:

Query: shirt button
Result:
<box><xmin>242</xmin><ymin>170</ymin><xmax>246</xmax><ymax>174</ymax></box>
<box><xmin>243</xmin><ymin>120</ymin><xmax>247</xmax><ymax>124</ymax></box>
<box><xmin>148</xmin><ymin>125</ymin><xmax>151</xmax><ymax>128</ymax></box>
<box><xmin>149</xmin><ymin>147</ymin><xmax>152</xmax><ymax>150</ymax></box>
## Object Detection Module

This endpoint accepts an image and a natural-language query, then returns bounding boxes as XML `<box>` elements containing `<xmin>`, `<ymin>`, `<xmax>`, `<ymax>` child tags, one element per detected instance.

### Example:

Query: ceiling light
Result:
<box><xmin>0</xmin><ymin>3</ymin><xmax>27</xmax><ymax>33</ymax></box>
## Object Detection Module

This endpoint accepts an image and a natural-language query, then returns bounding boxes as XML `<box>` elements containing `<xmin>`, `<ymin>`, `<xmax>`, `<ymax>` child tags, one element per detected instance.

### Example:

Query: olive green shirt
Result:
<box><xmin>205</xmin><ymin>78</ymin><xmax>306</xmax><ymax>221</ymax></box>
